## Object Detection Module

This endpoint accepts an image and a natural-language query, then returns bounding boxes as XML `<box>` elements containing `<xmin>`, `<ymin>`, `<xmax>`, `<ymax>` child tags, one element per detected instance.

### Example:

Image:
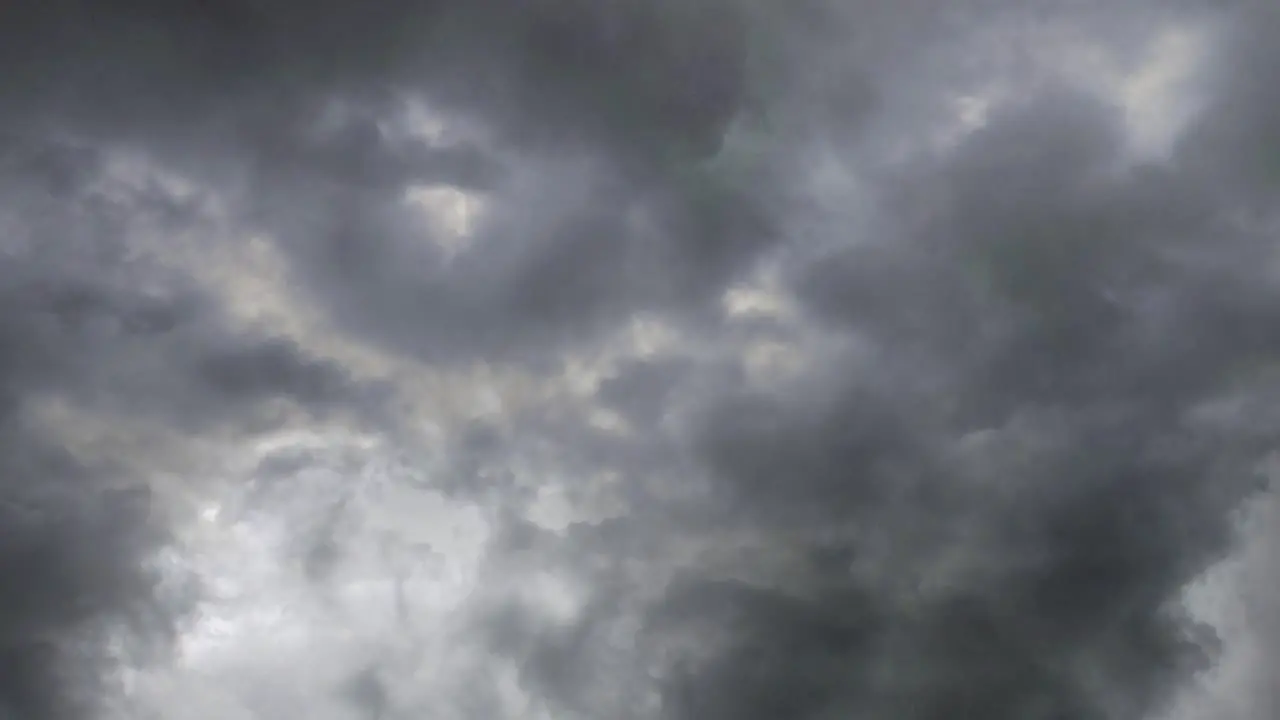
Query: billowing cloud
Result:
<box><xmin>0</xmin><ymin>135</ymin><xmax>378</xmax><ymax>718</ymax></box>
<box><xmin>0</xmin><ymin>1</ymin><xmax>1277</xmax><ymax>719</ymax></box>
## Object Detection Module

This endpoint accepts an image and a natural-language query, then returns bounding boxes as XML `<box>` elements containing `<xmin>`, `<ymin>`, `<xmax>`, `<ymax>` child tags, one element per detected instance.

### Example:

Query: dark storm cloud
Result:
<box><xmin>598</xmin><ymin>357</ymin><xmax>698</xmax><ymax>430</ymax></box>
<box><xmin>1176</xmin><ymin>1</ymin><xmax>1280</xmax><ymax>205</ymax></box>
<box><xmin>1241</xmin><ymin>497</ymin><xmax>1280</xmax><ymax>719</ymax></box>
<box><xmin>0</xmin><ymin>455</ymin><xmax>159</xmax><ymax>720</ymax></box>
<box><xmin>259</xmin><ymin>152</ymin><xmax>777</xmax><ymax>366</ymax></box>
<box><xmin>3</xmin><ymin>130</ymin><xmax>380</xmax><ymax>400</ymax></box>
<box><xmin>651</xmin><ymin>37</ymin><xmax>1280</xmax><ymax>720</ymax></box>
<box><xmin>1</xmin><ymin>0</ymin><xmax>807</xmax><ymax>368</ymax></box>
<box><xmin>2</xmin><ymin>0</ymin><xmax>1278</xmax><ymax>719</ymax></box>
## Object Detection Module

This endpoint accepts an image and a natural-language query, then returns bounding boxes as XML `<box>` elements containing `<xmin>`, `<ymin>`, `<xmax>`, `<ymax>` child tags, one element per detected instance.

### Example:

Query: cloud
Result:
<box><xmin>0</xmin><ymin>1</ymin><xmax>1278</xmax><ymax>719</ymax></box>
<box><xmin>0</xmin><ymin>133</ymin><xmax>380</xmax><ymax>718</ymax></box>
<box><xmin>6</xmin><ymin>0</ymin><xmax>801</xmax><ymax>369</ymax></box>
<box><xmin>650</xmin><ymin>50</ymin><xmax>1280</xmax><ymax>717</ymax></box>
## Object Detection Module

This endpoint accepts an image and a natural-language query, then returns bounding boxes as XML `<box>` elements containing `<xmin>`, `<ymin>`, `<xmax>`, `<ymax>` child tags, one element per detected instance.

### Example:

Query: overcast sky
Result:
<box><xmin>1</xmin><ymin>1</ymin><xmax>1278</xmax><ymax>719</ymax></box>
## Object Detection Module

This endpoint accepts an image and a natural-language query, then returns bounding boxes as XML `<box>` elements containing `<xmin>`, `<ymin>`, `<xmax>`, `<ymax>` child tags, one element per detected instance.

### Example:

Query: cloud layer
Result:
<box><xmin>0</xmin><ymin>1</ymin><xmax>1277</xmax><ymax>719</ymax></box>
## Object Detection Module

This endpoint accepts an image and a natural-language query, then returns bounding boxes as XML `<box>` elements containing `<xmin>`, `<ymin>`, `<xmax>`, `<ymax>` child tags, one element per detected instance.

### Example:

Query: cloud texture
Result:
<box><xmin>0</xmin><ymin>0</ymin><xmax>1278</xmax><ymax>719</ymax></box>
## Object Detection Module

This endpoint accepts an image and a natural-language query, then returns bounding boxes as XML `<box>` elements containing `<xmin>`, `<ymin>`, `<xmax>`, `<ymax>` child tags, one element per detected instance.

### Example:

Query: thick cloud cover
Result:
<box><xmin>1</xmin><ymin>0</ymin><xmax>1278</xmax><ymax>719</ymax></box>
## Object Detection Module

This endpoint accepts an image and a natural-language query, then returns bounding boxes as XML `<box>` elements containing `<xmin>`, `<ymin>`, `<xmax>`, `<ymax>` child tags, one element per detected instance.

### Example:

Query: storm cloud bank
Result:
<box><xmin>0</xmin><ymin>0</ymin><xmax>1277</xmax><ymax>719</ymax></box>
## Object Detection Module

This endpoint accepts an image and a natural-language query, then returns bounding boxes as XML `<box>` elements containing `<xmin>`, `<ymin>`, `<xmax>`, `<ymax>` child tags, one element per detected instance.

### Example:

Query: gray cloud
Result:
<box><xmin>1</xmin><ymin>1</ymin><xmax>1278</xmax><ymax>719</ymax></box>
<box><xmin>4</xmin><ymin>0</ymin><xmax>799</xmax><ymax>369</ymax></box>
<box><xmin>0</xmin><ymin>133</ymin><xmax>380</xmax><ymax>718</ymax></box>
<box><xmin>652</xmin><ymin>27</ymin><xmax>1280</xmax><ymax>720</ymax></box>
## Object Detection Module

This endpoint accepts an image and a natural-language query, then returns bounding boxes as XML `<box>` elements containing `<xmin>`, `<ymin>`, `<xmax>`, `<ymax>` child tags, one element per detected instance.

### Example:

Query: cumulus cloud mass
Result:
<box><xmin>1</xmin><ymin>0</ymin><xmax>1278</xmax><ymax>718</ymax></box>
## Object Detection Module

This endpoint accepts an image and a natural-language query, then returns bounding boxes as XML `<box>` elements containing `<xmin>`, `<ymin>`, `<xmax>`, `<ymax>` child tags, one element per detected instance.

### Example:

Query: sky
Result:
<box><xmin>0</xmin><ymin>0</ymin><xmax>1278</xmax><ymax>718</ymax></box>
